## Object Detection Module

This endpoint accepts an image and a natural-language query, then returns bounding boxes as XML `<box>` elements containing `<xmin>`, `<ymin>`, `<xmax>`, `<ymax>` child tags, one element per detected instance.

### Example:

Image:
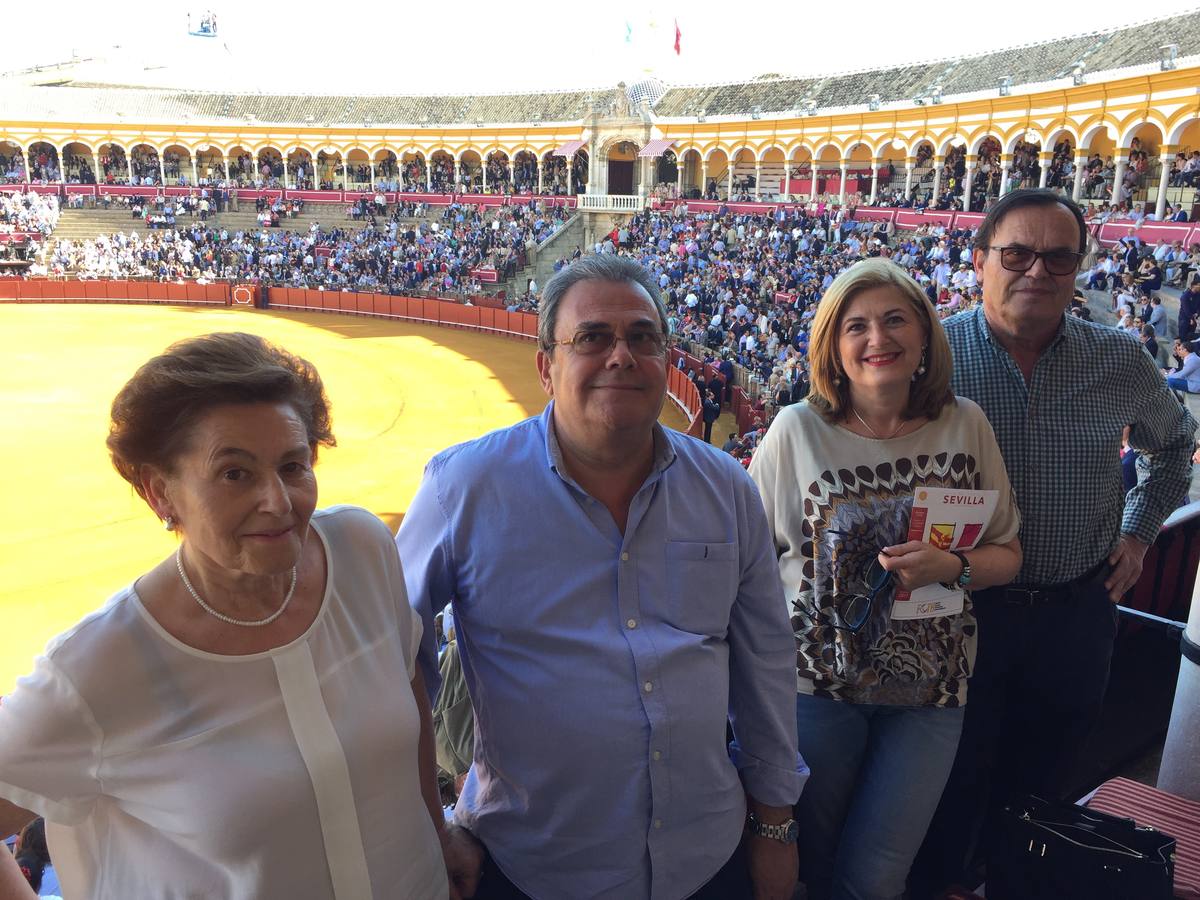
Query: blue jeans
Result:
<box><xmin>794</xmin><ymin>693</ymin><xmax>965</xmax><ymax>900</ymax></box>
<box><xmin>1167</xmin><ymin>374</ymin><xmax>1193</xmax><ymax>393</ymax></box>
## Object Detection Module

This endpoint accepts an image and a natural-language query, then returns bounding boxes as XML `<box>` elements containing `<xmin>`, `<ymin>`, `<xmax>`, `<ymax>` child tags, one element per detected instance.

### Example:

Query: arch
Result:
<box><xmin>344</xmin><ymin>148</ymin><xmax>372</xmax><ymax>188</ymax></box>
<box><xmin>373</xmin><ymin>149</ymin><xmax>399</xmax><ymax>188</ymax></box>
<box><xmin>677</xmin><ymin>147</ymin><xmax>703</xmax><ymax>198</ymax></box>
<box><xmin>872</xmin><ymin>135</ymin><xmax>909</xmax><ymax>158</ymax></box>
<box><xmin>703</xmin><ymin>148</ymin><xmax>730</xmax><ymax>199</ymax></box>
<box><xmin>1078</xmin><ymin>119</ymin><xmax>1116</xmax><ymax>151</ymax></box>
<box><xmin>0</xmin><ymin>140</ymin><xmax>26</xmax><ymax>182</ymax></box>
<box><xmin>811</xmin><ymin>141</ymin><xmax>840</xmax><ymax>161</ymax></box>
<box><xmin>95</xmin><ymin>142</ymin><xmax>130</xmax><ymax>184</ymax></box>
<box><xmin>1118</xmin><ymin>116</ymin><xmax>1167</xmax><ymax>152</ymax></box>
<box><xmin>195</xmin><ymin>145</ymin><xmax>225</xmax><ymax>184</ymax></box>
<box><xmin>162</xmin><ymin>143</ymin><xmax>193</xmax><ymax>186</ymax></box>
<box><xmin>655</xmin><ymin>149</ymin><xmax>679</xmax><ymax>194</ymax></box>
<box><xmin>128</xmin><ymin>142</ymin><xmax>160</xmax><ymax>186</ymax></box>
<box><xmin>843</xmin><ymin>142</ymin><xmax>872</xmax><ymax>164</ymax></box>
<box><xmin>315</xmin><ymin>149</ymin><xmax>343</xmax><ymax>189</ymax></box>
<box><xmin>61</xmin><ymin>141</ymin><xmax>97</xmax><ymax>185</ymax></box>
<box><xmin>1167</xmin><ymin>115</ymin><xmax>1200</xmax><ymax>147</ymax></box>
<box><xmin>428</xmin><ymin>149</ymin><xmax>455</xmax><ymax>192</ymax></box>
<box><xmin>512</xmin><ymin>150</ymin><xmax>538</xmax><ymax>193</ymax></box>
<box><xmin>287</xmin><ymin>147</ymin><xmax>315</xmax><ymax>189</ymax></box>
<box><xmin>485</xmin><ymin>150</ymin><xmax>511</xmax><ymax>193</ymax></box>
<box><xmin>225</xmin><ymin>145</ymin><xmax>254</xmax><ymax>185</ymax></box>
<box><xmin>26</xmin><ymin>141</ymin><xmax>61</xmax><ymax>182</ymax></box>
<box><xmin>458</xmin><ymin>149</ymin><xmax>482</xmax><ymax>191</ymax></box>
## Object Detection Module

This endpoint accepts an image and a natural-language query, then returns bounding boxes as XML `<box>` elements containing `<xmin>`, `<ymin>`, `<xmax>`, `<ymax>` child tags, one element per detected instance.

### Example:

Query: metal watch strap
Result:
<box><xmin>746</xmin><ymin>811</ymin><xmax>799</xmax><ymax>843</ymax></box>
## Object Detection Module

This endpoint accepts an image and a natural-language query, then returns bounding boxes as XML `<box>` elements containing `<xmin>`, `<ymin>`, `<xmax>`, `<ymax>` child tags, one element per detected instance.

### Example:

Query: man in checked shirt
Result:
<box><xmin>910</xmin><ymin>189</ymin><xmax>1196</xmax><ymax>897</ymax></box>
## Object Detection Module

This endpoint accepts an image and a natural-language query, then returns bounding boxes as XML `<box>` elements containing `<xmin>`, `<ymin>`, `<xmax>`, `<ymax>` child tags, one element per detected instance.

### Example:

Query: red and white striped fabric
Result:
<box><xmin>1086</xmin><ymin>777</ymin><xmax>1200</xmax><ymax>899</ymax></box>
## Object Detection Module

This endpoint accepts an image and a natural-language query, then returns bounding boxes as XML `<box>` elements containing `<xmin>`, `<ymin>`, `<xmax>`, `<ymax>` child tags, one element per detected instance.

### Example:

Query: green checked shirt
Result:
<box><xmin>944</xmin><ymin>306</ymin><xmax>1196</xmax><ymax>585</ymax></box>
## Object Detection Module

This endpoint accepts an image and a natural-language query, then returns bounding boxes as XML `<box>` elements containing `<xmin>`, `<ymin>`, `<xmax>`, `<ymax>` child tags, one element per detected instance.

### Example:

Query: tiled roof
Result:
<box><xmin>653</xmin><ymin>10</ymin><xmax>1200</xmax><ymax>116</ymax></box>
<box><xmin>0</xmin><ymin>83</ymin><xmax>622</xmax><ymax>126</ymax></box>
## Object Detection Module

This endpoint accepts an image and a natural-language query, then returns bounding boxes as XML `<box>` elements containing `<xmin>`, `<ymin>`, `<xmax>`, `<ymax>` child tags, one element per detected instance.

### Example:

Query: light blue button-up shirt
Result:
<box><xmin>398</xmin><ymin>403</ymin><xmax>806</xmax><ymax>900</ymax></box>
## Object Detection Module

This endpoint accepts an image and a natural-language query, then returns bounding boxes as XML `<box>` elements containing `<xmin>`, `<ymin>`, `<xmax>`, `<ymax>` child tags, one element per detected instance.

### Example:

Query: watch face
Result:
<box><xmin>784</xmin><ymin>820</ymin><xmax>800</xmax><ymax>842</ymax></box>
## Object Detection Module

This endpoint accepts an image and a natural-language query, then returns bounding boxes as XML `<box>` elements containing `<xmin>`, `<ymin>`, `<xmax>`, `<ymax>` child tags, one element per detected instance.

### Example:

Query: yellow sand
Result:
<box><xmin>0</xmin><ymin>304</ymin><xmax>687</xmax><ymax>695</ymax></box>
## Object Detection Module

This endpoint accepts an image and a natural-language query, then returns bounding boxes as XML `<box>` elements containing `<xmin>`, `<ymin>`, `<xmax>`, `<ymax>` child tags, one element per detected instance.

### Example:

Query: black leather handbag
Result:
<box><xmin>987</xmin><ymin>795</ymin><xmax>1176</xmax><ymax>900</ymax></box>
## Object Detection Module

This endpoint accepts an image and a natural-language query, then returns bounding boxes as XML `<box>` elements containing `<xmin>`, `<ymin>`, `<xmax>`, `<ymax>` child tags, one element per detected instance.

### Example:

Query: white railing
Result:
<box><xmin>576</xmin><ymin>193</ymin><xmax>645</xmax><ymax>212</ymax></box>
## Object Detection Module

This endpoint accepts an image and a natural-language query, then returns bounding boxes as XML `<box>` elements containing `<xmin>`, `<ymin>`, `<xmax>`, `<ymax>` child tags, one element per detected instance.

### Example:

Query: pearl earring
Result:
<box><xmin>163</xmin><ymin>516</ymin><xmax>175</xmax><ymax>531</ymax></box>
<box><xmin>911</xmin><ymin>348</ymin><xmax>928</xmax><ymax>381</ymax></box>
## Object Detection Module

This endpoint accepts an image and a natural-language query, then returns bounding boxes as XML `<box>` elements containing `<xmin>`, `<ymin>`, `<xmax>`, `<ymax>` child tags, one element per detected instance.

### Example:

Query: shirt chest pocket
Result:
<box><xmin>663</xmin><ymin>541</ymin><xmax>739</xmax><ymax>635</ymax></box>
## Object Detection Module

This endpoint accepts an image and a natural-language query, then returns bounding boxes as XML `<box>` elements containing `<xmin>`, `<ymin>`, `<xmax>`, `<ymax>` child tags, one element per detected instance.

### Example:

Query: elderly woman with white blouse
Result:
<box><xmin>0</xmin><ymin>333</ymin><xmax>455</xmax><ymax>900</ymax></box>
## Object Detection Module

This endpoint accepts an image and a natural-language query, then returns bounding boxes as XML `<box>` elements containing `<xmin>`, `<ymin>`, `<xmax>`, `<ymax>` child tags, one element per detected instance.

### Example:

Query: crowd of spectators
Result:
<box><xmin>553</xmin><ymin>205</ymin><xmax>984</xmax><ymax>455</ymax></box>
<box><xmin>0</xmin><ymin>192</ymin><xmax>60</xmax><ymax>236</ymax></box>
<box><xmin>46</xmin><ymin>198</ymin><xmax>568</xmax><ymax>294</ymax></box>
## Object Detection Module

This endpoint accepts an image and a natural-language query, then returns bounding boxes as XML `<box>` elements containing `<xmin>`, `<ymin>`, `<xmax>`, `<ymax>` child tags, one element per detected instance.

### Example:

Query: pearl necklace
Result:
<box><xmin>851</xmin><ymin>407</ymin><xmax>908</xmax><ymax>440</ymax></box>
<box><xmin>176</xmin><ymin>548</ymin><xmax>297</xmax><ymax>628</ymax></box>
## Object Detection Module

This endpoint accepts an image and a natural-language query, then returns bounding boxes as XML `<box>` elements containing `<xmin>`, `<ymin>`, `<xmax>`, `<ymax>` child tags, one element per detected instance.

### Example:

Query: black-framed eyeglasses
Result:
<box><xmin>838</xmin><ymin>556</ymin><xmax>893</xmax><ymax>633</ymax></box>
<box><xmin>987</xmin><ymin>245</ymin><xmax>1084</xmax><ymax>277</ymax></box>
<box><xmin>551</xmin><ymin>330</ymin><xmax>667</xmax><ymax>357</ymax></box>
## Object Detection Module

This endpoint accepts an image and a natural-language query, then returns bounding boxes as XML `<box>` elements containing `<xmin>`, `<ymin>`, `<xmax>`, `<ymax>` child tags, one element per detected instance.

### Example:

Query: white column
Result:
<box><xmin>962</xmin><ymin>158</ymin><xmax>975</xmax><ymax>211</ymax></box>
<box><xmin>482</xmin><ymin>157</ymin><xmax>488</xmax><ymax>193</ymax></box>
<box><xmin>1112</xmin><ymin>154</ymin><xmax>1128</xmax><ymax>204</ymax></box>
<box><xmin>838</xmin><ymin>161</ymin><xmax>848</xmax><ymax>204</ymax></box>
<box><xmin>676</xmin><ymin>158</ymin><xmax>683</xmax><ymax>198</ymax></box>
<box><xmin>368</xmin><ymin>160</ymin><xmax>375</xmax><ymax>189</ymax></box>
<box><xmin>1037</xmin><ymin>153</ymin><xmax>1051</xmax><ymax>188</ymax></box>
<box><xmin>904</xmin><ymin>157</ymin><xmax>915</xmax><ymax>200</ymax></box>
<box><xmin>1157</xmin><ymin>568</ymin><xmax>1200</xmax><ymax>801</ymax></box>
<box><xmin>869</xmin><ymin>158</ymin><xmax>880</xmax><ymax>204</ymax></box>
<box><xmin>700</xmin><ymin>160</ymin><xmax>708</xmax><ymax>198</ymax></box>
<box><xmin>931</xmin><ymin>156</ymin><xmax>944</xmax><ymax>201</ymax></box>
<box><xmin>191</xmin><ymin>156</ymin><xmax>199</xmax><ymax>187</ymax></box>
<box><xmin>754</xmin><ymin>162</ymin><xmax>762</xmax><ymax>200</ymax></box>
<box><xmin>1072</xmin><ymin>153</ymin><xmax>1086</xmax><ymax>200</ymax></box>
<box><xmin>222</xmin><ymin>155</ymin><xmax>229</xmax><ymax>185</ymax></box>
<box><xmin>158</xmin><ymin>152</ymin><xmax>165</xmax><ymax>187</ymax></box>
<box><xmin>1155</xmin><ymin>150</ymin><xmax>1174</xmax><ymax>219</ymax></box>
<box><xmin>538</xmin><ymin>158</ymin><xmax>544</xmax><ymax>194</ymax></box>
<box><xmin>727</xmin><ymin>158</ymin><xmax>734</xmax><ymax>200</ymax></box>
<box><xmin>126</xmin><ymin>148</ymin><xmax>133</xmax><ymax>185</ymax></box>
<box><xmin>998</xmin><ymin>154</ymin><xmax>1012</xmax><ymax>195</ymax></box>
<box><xmin>425</xmin><ymin>158</ymin><xmax>431</xmax><ymax>192</ymax></box>
<box><xmin>453</xmin><ymin>158</ymin><xmax>461</xmax><ymax>191</ymax></box>
<box><xmin>282</xmin><ymin>156</ymin><xmax>290</xmax><ymax>190</ymax></box>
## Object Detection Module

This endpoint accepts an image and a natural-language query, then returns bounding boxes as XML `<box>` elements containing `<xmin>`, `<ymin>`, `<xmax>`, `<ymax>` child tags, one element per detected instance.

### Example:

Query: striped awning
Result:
<box><xmin>638</xmin><ymin>139</ymin><xmax>676</xmax><ymax>158</ymax></box>
<box><xmin>553</xmin><ymin>139</ymin><xmax>586</xmax><ymax>157</ymax></box>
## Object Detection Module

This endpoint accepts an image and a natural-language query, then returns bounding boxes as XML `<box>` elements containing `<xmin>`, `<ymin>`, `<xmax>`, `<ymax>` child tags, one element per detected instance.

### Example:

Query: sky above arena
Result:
<box><xmin>5</xmin><ymin>0</ymin><xmax>1199</xmax><ymax>95</ymax></box>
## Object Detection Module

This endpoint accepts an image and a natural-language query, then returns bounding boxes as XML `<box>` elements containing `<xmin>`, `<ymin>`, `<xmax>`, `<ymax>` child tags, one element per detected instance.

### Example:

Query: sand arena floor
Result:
<box><xmin>0</xmin><ymin>303</ymin><xmax>687</xmax><ymax>694</ymax></box>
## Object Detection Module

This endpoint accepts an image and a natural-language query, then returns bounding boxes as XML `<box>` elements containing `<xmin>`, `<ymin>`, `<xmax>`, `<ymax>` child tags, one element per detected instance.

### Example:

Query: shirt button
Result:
<box><xmin>654</xmin><ymin>819</ymin><xmax>663</xmax><ymax>829</ymax></box>
<box><xmin>643</xmin><ymin>681</ymin><xmax>654</xmax><ymax>693</ymax></box>
<box><xmin>621</xmin><ymin>552</ymin><xmax>630</xmax><ymax>561</ymax></box>
<box><xmin>652</xmin><ymin>750</ymin><xmax>662</xmax><ymax>761</ymax></box>
<box><xmin>626</xmin><ymin>618</ymin><xmax>638</xmax><ymax>629</ymax></box>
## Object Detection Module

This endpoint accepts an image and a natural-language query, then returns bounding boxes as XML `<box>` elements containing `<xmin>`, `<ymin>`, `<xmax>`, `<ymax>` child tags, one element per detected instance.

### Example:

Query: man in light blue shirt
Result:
<box><xmin>398</xmin><ymin>255</ymin><xmax>806</xmax><ymax>900</ymax></box>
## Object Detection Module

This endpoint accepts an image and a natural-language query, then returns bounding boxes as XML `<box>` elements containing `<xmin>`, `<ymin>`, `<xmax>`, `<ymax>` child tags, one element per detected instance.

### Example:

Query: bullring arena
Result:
<box><xmin>3</xmin><ymin>7</ymin><xmax>1200</xmax><ymax>886</ymax></box>
<box><xmin>0</xmin><ymin>299</ymin><xmax>699</xmax><ymax>695</ymax></box>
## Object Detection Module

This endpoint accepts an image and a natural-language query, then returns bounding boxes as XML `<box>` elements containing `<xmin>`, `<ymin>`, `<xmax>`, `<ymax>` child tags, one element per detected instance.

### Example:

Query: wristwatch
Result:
<box><xmin>950</xmin><ymin>550</ymin><xmax>972</xmax><ymax>588</ymax></box>
<box><xmin>746</xmin><ymin>811</ymin><xmax>800</xmax><ymax>844</ymax></box>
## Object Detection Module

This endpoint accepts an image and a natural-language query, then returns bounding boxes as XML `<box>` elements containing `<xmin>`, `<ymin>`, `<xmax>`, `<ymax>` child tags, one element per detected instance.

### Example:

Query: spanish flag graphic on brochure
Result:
<box><xmin>891</xmin><ymin>488</ymin><xmax>999</xmax><ymax>620</ymax></box>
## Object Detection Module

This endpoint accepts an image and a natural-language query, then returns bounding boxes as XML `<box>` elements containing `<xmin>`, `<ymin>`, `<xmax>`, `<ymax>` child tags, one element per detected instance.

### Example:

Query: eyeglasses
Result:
<box><xmin>551</xmin><ymin>330</ymin><xmax>667</xmax><ymax>357</ymax></box>
<box><xmin>827</xmin><ymin>530</ymin><xmax>894</xmax><ymax>633</ymax></box>
<box><xmin>987</xmin><ymin>245</ymin><xmax>1084</xmax><ymax>276</ymax></box>
<box><xmin>838</xmin><ymin>556</ymin><xmax>893</xmax><ymax>633</ymax></box>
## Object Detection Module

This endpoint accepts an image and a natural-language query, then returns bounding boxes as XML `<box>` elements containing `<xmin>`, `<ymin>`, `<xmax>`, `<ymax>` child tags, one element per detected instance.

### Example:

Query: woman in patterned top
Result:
<box><xmin>749</xmin><ymin>258</ymin><xmax>1021</xmax><ymax>900</ymax></box>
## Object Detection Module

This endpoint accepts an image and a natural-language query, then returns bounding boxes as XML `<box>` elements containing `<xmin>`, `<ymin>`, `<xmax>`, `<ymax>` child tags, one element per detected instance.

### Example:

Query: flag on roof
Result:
<box><xmin>674</xmin><ymin>20</ymin><xmax>681</xmax><ymax>55</ymax></box>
